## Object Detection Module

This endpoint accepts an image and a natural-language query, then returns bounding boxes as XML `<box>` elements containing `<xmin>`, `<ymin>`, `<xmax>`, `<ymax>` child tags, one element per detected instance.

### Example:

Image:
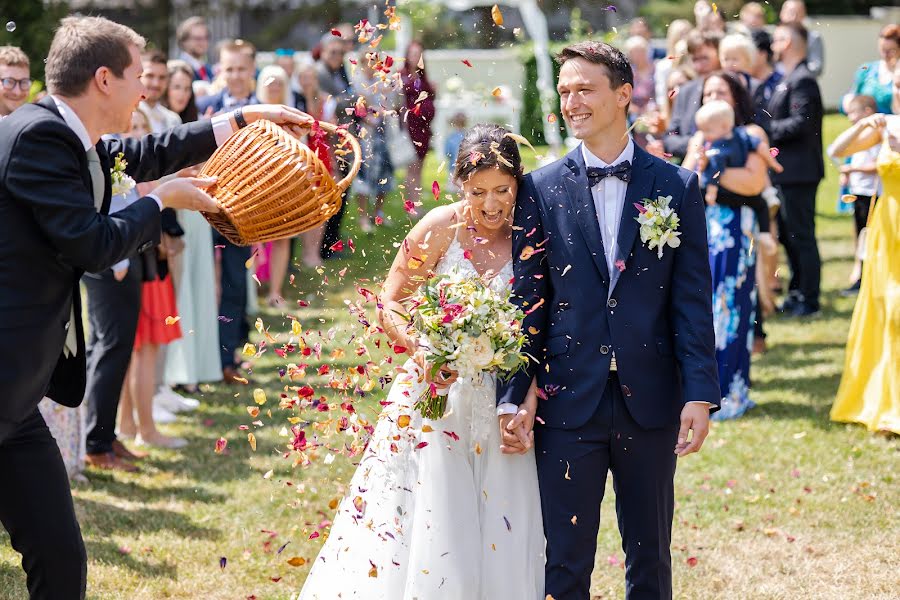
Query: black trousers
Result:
<box><xmin>777</xmin><ymin>183</ymin><xmax>821</xmax><ymax>307</ymax></box>
<box><xmin>535</xmin><ymin>374</ymin><xmax>678</xmax><ymax>600</ymax></box>
<box><xmin>319</xmin><ymin>159</ymin><xmax>352</xmax><ymax>259</ymax></box>
<box><xmin>0</xmin><ymin>409</ymin><xmax>87</xmax><ymax>599</ymax></box>
<box><xmin>83</xmin><ymin>265</ymin><xmax>141</xmax><ymax>455</ymax></box>
<box><xmin>215</xmin><ymin>233</ymin><xmax>250</xmax><ymax>369</ymax></box>
<box><xmin>852</xmin><ymin>195</ymin><xmax>875</xmax><ymax>237</ymax></box>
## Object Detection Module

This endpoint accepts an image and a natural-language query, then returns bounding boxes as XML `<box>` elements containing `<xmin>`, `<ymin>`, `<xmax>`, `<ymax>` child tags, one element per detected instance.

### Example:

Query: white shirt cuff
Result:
<box><xmin>497</xmin><ymin>402</ymin><xmax>519</xmax><ymax>416</ymax></box>
<box><xmin>687</xmin><ymin>401</ymin><xmax>714</xmax><ymax>408</ymax></box>
<box><xmin>147</xmin><ymin>193</ymin><xmax>163</xmax><ymax>210</ymax></box>
<box><xmin>211</xmin><ymin>113</ymin><xmax>237</xmax><ymax>146</ymax></box>
<box><xmin>111</xmin><ymin>259</ymin><xmax>130</xmax><ymax>272</ymax></box>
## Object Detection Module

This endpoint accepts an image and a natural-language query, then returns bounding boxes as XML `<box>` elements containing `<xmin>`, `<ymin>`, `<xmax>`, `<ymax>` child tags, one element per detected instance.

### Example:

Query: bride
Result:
<box><xmin>299</xmin><ymin>124</ymin><xmax>545</xmax><ymax>599</ymax></box>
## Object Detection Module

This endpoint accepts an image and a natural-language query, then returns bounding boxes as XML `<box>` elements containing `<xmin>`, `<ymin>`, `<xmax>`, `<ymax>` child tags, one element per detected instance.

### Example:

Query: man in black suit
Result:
<box><xmin>0</xmin><ymin>16</ymin><xmax>311</xmax><ymax>599</ymax></box>
<box><xmin>649</xmin><ymin>29</ymin><xmax>722</xmax><ymax>161</ymax></box>
<box><xmin>768</xmin><ymin>22</ymin><xmax>824</xmax><ymax>316</ymax></box>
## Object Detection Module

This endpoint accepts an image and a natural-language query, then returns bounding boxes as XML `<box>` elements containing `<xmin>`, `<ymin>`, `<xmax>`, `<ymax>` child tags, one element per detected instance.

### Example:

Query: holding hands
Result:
<box><xmin>499</xmin><ymin>378</ymin><xmax>539</xmax><ymax>455</ymax></box>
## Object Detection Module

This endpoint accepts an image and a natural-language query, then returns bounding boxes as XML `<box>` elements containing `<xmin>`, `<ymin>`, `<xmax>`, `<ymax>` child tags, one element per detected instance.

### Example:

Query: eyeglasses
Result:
<box><xmin>1</xmin><ymin>77</ymin><xmax>31</xmax><ymax>91</ymax></box>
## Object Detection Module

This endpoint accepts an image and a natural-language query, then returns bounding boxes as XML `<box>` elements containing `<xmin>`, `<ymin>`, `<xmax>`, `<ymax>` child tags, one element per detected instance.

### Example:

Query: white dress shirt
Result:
<box><xmin>139</xmin><ymin>100</ymin><xmax>182</xmax><ymax>133</ymax></box>
<box><xmin>583</xmin><ymin>138</ymin><xmax>634</xmax><ymax>278</ymax></box>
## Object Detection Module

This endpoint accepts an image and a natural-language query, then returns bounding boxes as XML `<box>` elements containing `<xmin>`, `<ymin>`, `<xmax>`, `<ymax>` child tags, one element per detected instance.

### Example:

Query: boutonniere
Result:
<box><xmin>635</xmin><ymin>195</ymin><xmax>681</xmax><ymax>259</ymax></box>
<box><xmin>110</xmin><ymin>152</ymin><xmax>136</xmax><ymax>197</ymax></box>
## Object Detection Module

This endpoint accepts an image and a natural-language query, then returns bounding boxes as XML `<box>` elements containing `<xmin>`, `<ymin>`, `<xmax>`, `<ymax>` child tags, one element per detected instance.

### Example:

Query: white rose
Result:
<box><xmin>464</xmin><ymin>333</ymin><xmax>495</xmax><ymax>370</ymax></box>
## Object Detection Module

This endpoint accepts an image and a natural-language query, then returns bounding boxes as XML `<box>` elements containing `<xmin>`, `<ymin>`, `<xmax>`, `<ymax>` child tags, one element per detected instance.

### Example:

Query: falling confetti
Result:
<box><xmin>214</xmin><ymin>438</ymin><xmax>228</xmax><ymax>454</ymax></box>
<box><xmin>491</xmin><ymin>5</ymin><xmax>504</xmax><ymax>26</ymax></box>
<box><xmin>769</xmin><ymin>147</ymin><xmax>780</xmax><ymax>158</ymax></box>
<box><xmin>461</xmin><ymin>59</ymin><xmax>473</xmax><ymax>67</ymax></box>
<box><xmin>432</xmin><ymin>180</ymin><xmax>440</xmax><ymax>200</ymax></box>
<box><xmin>547</xmin><ymin>114</ymin><xmax>557</xmax><ymax>123</ymax></box>
<box><xmin>164</xmin><ymin>315</ymin><xmax>180</xmax><ymax>325</ymax></box>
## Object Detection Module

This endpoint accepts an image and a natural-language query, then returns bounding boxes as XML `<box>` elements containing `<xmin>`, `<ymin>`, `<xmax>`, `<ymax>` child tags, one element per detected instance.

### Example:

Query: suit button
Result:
<box><xmin>607</xmin><ymin>298</ymin><xmax>617</xmax><ymax>308</ymax></box>
<box><xmin>600</xmin><ymin>345</ymin><xmax>610</xmax><ymax>354</ymax></box>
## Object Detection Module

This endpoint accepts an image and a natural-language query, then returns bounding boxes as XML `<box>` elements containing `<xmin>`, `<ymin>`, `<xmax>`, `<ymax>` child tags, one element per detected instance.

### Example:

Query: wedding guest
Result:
<box><xmin>351</xmin><ymin>54</ymin><xmax>396</xmax><ymax>233</ymax></box>
<box><xmin>719</xmin><ymin>33</ymin><xmax>756</xmax><ymax>87</ymax></box>
<box><xmin>628</xmin><ymin>17</ymin><xmax>666</xmax><ymax>61</ymax></box>
<box><xmin>827</xmin><ymin>95</ymin><xmax>881</xmax><ymax>295</ymax></box>
<box><xmin>37</xmin><ymin>398</ymin><xmax>87</xmax><ymax>482</ymax></box>
<box><xmin>0</xmin><ymin>12</ymin><xmax>274</xmax><ymax>594</ymax></box>
<box><xmin>197</xmin><ymin>39</ymin><xmax>257</xmax><ymax>382</ymax></box>
<box><xmin>750</xmin><ymin>29</ymin><xmax>782</xmax><ymax>125</ymax></box>
<box><xmin>163</xmin><ymin>61</ymin><xmax>221</xmax><ymax>393</ymax></box>
<box><xmin>841</xmin><ymin>24</ymin><xmax>899</xmax><ymax>115</ymax></box>
<box><xmin>140</xmin><ymin>50</ymin><xmax>181</xmax><ymax>133</ymax></box>
<box><xmin>682</xmin><ymin>72</ymin><xmax>772</xmax><ymax>419</ymax></box>
<box><xmin>829</xmin><ymin>109</ymin><xmax>900</xmax><ymax>435</ymax></box>
<box><xmin>274</xmin><ymin>48</ymin><xmax>303</xmax><ymax>108</ymax></box>
<box><xmin>624</xmin><ymin>36</ymin><xmax>656</xmax><ymax>119</ymax></box>
<box><xmin>739</xmin><ymin>2</ymin><xmax>767</xmax><ymax>32</ymax></box>
<box><xmin>779</xmin><ymin>0</ymin><xmax>824</xmax><ymax>77</ymax></box>
<box><xmin>316</xmin><ymin>32</ymin><xmax>355</xmax><ymax>259</ymax></box>
<box><xmin>176</xmin><ymin>16</ymin><xmax>213</xmax><ymax>82</ymax></box>
<box><xmin>400</xmin><ymin>40</ymin><xmax>436</xmax><ymax>206</ymax></box>
<box><xmin>162</xmin><ymin>60</ymin><xmax>199</xmax><ymax>123</ymax></box>
<box><xmin>653</xmin><ymin>19</ymin><xmax>693</xmax><ymax>112</ymax></box>
<box><xmin>768</xmin><ymin>22</ymin><xmax>824</xmax><ymax>317</ymax></box>
<box><xmin>654</xmin><ymin>29</ymin><xmax>722</xmax><ymax>160</ymax></box>
<box><xmin>197</xmin><ymin>39</ymin><xmax>258</xmax><ymax>115</ymax></box>
<box><xmin>0</xmin><ymin>46</ymin><xmax>30</xmax><ymax>118</ymax></box>
<box><xmin>695</xmin><ymin>0</ymin><xmax>726</xmax><ymax>35</ymax></box>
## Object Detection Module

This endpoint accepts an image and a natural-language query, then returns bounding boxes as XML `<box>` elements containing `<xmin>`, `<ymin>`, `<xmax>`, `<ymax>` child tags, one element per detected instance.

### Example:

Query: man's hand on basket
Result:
<box><xmin>156</xmin><ymin>177</ymin><xmax>220</xmax><ymax>213</ymax></box>
<box><xmin>240</xmin><ymin>104</ymin><xmax>315</xmax><ymax>138</ymax></box>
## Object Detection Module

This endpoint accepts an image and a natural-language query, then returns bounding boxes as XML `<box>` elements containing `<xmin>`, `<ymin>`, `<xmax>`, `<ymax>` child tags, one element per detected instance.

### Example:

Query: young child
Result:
<box><xmin>827</xmin><ymin>94</ymin><xmax>881</xmax><ymax>295</ymax></box>
<box><xmin>694</xmin><ymin>100</ymin><xmax>778</xmax><ymax>250</ymax></box>
<box><xmin>444</xmin><ymin>112</ymin><xmax>467</xmax><ymax>193</ymax></box>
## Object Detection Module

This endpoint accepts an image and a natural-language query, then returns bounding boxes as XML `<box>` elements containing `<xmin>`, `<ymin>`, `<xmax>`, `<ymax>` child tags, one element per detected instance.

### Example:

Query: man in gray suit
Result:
<box><xmin>780</xmin><ymin>0</ymin><xmax>824</xmax><ymax>77</ymax></box>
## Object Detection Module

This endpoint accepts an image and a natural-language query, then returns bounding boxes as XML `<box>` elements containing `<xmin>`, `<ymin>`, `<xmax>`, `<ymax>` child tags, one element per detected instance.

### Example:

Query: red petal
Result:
<box><xmin>432</xmin><ymin>180</ymin><xmax>440</xmax><ymax>200</ymax></box>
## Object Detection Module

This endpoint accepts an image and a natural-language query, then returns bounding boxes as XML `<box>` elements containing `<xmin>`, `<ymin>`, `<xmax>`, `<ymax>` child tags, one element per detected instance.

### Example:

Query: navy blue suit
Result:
<box><xmin>497</xmin><ymin>143</ymin><xmax>719</xmax><ymax>599</ymax></box>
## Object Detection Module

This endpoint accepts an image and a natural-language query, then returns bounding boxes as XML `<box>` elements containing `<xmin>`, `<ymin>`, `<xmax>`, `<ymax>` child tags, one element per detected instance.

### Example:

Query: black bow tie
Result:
<box><xmin>587</xmin><ymin>161</ymin><xmax>632</xmax><ymax>186</ymax></box>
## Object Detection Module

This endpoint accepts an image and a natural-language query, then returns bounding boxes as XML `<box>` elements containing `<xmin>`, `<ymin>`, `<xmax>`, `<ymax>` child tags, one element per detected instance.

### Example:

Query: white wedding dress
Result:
<box><xmin>299</xmin><ymin>237</ymin><xmax>545</xmax><ymax>599</ymax></box>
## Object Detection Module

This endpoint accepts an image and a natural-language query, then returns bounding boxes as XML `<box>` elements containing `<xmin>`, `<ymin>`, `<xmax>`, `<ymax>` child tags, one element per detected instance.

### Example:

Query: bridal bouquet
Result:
<box><xmin>406</xmin><ymin>271</ymin><xmax>528</xmax><ymax>419</ymax></box>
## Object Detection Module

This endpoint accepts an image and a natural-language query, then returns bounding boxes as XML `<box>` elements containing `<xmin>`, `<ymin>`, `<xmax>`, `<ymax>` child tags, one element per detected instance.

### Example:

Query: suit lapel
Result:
<box><xmin>610</xmin><ymin>146</ymin><xmax>655</xmax><ymax>295</ymax></box>
<box><xmin>95</xmin><ymin>143</ymin><xmax>112</xmax><ymax>215</ymax></box>
<box><xmin>562</xmin><ymin>146</ymin><xmax>611</xmax><ymax>284</ymax></box>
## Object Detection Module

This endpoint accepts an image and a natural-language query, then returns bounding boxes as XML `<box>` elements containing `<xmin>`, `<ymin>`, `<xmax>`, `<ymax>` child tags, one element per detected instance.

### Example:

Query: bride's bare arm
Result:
<box><xmin>377</xmin><ymin>204</ymin><xmax>460</xmax><ymax>356</ymax></box>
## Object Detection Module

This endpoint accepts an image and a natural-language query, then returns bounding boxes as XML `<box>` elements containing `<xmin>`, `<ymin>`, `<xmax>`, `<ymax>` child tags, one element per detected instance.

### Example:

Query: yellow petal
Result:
<box><xmin>253</xmin><ymin>388</ymin><xmax>267</xmax><ymax>405</ymax></box>
<box><xmin>287</xmin><ymin>556</ymin><xmax>306</xmax><ymax>567</ymax></box>
<box><xmin>491</xmin><ymin>4</ymin><xmax>503</xmax><ymax>26</ymax></box>
<box><xmin>164</xmin><ymin>315</ymin><xmax>180</xmax><ymax>325</ymax></box>
<box><xmin>247</xmin><ymin>432</ymin><xmax>257</xmax><ymax>451</ymax></box>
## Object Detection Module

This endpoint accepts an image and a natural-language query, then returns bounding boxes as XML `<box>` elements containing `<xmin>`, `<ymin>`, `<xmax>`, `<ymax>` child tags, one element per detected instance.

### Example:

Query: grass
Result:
<box><xmin>1</xmin><ymin>114</ymin><xmax>898</xmax><ymax>600</ymax></box>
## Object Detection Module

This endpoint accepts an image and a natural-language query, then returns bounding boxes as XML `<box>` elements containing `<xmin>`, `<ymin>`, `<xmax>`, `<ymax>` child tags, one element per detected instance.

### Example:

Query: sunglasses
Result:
<box><xmin>1</xmin><ymin>77</ymin><xmax>31</xmax><ymax>91</ymax></box>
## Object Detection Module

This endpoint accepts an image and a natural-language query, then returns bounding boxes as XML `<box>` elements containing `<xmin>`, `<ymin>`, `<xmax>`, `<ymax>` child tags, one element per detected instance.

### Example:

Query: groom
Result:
<box><xmin>0</xmin><ymin>16</ymin><xmax>311</xmax><ymax>599</ymax></box>
<box><xmin>497</xmin><ymin>41</ymin><xmax>720</xmax><ymax>599</ymax></box>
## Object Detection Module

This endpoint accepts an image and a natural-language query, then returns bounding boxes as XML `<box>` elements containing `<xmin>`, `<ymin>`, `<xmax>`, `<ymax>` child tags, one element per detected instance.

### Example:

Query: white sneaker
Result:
<box><xmin>152</xmin><ymin>403</ymin><xmax>177</xmax><ymax>424</ymax></box>
<box><xmin>154</xmin><ymin>385</ymin><xmax>200</xmax><ymax>413</ymax></box>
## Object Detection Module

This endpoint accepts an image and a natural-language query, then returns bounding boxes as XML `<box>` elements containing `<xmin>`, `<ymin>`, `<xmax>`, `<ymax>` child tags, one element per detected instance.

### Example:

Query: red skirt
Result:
<box><xmin>134</xmin><ymin>275</ymin><xmax>182</xmax><ymax>349</ymax></box>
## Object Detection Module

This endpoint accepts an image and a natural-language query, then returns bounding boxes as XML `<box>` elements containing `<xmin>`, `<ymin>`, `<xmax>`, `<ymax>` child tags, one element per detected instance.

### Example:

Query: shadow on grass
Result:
<box><xmin>80</xmin><ymin>474</ymin><xmax>226</xmax><ymax>505</ymax></box>
<box><xmin>84</xmin><ymin>539</ymin><xmax>178</xmax><ymax>579</ymax></box>
<box><xmin>75</xmin><ymin>498</ymin><xmax>219</xmax><ymax>541</ymax></box>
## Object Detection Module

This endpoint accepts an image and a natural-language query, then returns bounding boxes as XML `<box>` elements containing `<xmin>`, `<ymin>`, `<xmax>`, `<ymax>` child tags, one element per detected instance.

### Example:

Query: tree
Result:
<box><xmin>0</xmin><ymin>0</ymin><xmax>69</xmax><ymax>84</ymax></box>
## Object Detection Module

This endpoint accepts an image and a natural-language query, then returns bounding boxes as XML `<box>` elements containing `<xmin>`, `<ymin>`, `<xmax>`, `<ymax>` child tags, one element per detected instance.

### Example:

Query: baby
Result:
<box><xmin>694</xmin><ymin>100</ymin><xmax>778</xmax><ymax>238</ymax></box>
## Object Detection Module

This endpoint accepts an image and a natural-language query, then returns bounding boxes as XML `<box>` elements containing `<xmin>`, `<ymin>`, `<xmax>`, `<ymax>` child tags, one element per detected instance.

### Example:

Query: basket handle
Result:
<box><xmin>316</xmin><ymin>121</ymin><xmax>362</xmax><ymax>193</ymax></box>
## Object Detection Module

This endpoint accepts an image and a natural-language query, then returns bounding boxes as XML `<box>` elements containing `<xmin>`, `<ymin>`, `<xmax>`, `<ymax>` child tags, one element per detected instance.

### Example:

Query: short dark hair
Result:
<box><xmin>751</xmin><ymin>28</ymin><xmax>773</xmax><ymax>64</ymax></box>
<box><xmin>555</xmin><ymin>41</ymin><xmax>633</xmax><ymax>90</ymax></box>
<box><xmin>702</xmin><ymin>71</ymin><xmax>755</xmax><ymax>126</ymax></box>
<box><xmin>778</xmin><ymin>21</ymin><xmax>808</xmax><ymax>47</ymax></box>
<box><xmin>881</xmin><ymin>24</ymin><xmax>900</xmax><ymax>46</ymax></box>
<box><xmin>141</xmin><ymin>49</ymin><xmax>167</xmax><ymax>66</ymax></box>
<box><xmin>453</xmin><ymin>124</ymin><xmax>523</xmax><ymax>184</ymax></box>
<box><xmin>686</xmin><ymin>29</ymin><xmax>723</xmax><ymax>55</ymax></box>
<box><xmin>46</xmin><ymin>16</ymin><xmax>145</xmax><ymax>97</ymax></box>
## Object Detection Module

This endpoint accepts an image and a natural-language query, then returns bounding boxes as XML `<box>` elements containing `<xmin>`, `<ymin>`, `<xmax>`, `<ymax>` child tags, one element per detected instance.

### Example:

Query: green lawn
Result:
<box><xmin>1</xmin><ymin>114</ymin><xmax>897</xmax><ymax>600</ymax></box>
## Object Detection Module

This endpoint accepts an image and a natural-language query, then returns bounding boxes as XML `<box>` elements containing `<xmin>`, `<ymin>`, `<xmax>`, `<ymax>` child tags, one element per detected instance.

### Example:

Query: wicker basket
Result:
<box><xmin>200</xmin><ymin>119</ymin><xmax>361</xmax><ymax>245</ymax></box>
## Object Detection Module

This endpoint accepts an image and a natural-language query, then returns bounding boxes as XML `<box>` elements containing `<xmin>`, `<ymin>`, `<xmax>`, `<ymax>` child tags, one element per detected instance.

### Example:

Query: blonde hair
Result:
<box><xmin>665</xmin><ymin>19</ymin><xmax>693</xmax><ymax>57</ymax></box>
<box><xmin>719</xmin><ymin>34</ymin><xmax>756</xmax><ymax>71</ymax></box>
<box><xmin>46</xmin><ymin>16</ymin><xmax>145</xmax><ymax>97</ymax></box>
<box><xmin>256</xmin><ymin>65</ymin><xmax>290</xmax><ymax>104</ymax></box>
<box><xmin>624</xmin><ymin>35</ymin><xmax>649</xmax><ymax>55</ymax></box>
<box><xmin>0</xmin><ymin>45</ymin><xmax>29</xmax><ymax>68</ymax></box>
<box><xmin>695</xmin><ymin>99</ymin><xmax>734</xmax><ymax>130</ymax></box>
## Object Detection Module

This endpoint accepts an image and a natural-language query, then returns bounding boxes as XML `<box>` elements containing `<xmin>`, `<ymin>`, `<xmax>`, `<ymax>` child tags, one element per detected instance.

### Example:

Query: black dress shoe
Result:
<box><xmin>840</xmin><ymin>280</ymin><xmax>861</xmax><ymax>297</ymax></box>
<box><xmin>789</xmin><ymin>302</ymin><xmax>821</xmax><ymax>318</ymax></box>
<box><xmin>779</xmin><ymin>291</ymin><xmax>803</xmax><ymax>313</ymax></box>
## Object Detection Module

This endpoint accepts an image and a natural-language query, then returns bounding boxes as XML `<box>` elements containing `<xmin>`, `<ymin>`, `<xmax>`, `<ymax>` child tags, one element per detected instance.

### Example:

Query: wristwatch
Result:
<box><xmin>233</xmin><ymin>107</ymin><xmax>248</xmax><ymax>129</ymax></box>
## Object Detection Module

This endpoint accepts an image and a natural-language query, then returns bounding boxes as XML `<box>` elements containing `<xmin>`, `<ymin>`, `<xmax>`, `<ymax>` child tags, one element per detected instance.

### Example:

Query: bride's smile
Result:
<box><xmin>460</xmin><ymin>167</ymin><xmax>517</xmax><ymax>232</ymax></box>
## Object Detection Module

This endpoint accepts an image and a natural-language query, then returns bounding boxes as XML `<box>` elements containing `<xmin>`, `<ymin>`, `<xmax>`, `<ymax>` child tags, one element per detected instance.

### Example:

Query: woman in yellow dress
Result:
<box><xmin>829</xmin><ymin>110</ymin><xmax>900</xmax><ymax>434</ymax></box>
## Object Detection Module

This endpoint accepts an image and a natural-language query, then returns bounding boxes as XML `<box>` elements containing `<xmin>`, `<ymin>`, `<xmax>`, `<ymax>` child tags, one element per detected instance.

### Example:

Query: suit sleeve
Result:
<box><xmin>768</xmin><ymin>77</ymin><xmax>821</xmax><ymax>146</ymax></box>
<box><xmin>5</xmin><ymin>121</ymin><xmax>160</xmax><ymax>274</ymax></box>
<box><xmin>669</xmin><ymin>172</ymin><xmax>720</xmax><ymax>409</ymax></box>
<box><xmin>496</xmin><ymin>175</ymin><xmax>550</xmax><ymax>407</ymax></box>
<box><xmin>104</xmin><ymin>119</ymin><xmax>218</xmax><ymax>183</ymax></box>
